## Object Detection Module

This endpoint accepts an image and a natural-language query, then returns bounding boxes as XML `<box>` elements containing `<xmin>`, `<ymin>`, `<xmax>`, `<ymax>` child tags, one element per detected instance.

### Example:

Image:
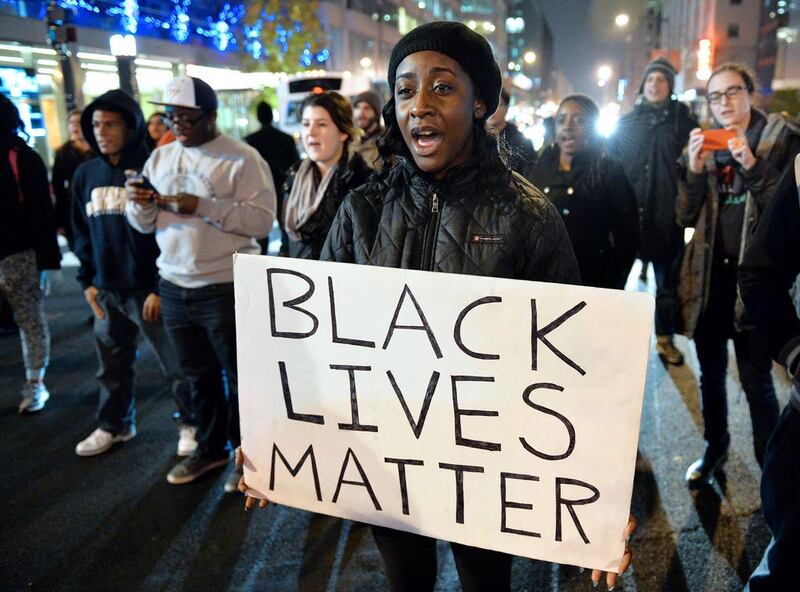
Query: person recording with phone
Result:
<box><xmin>125</xmin><ymin>76</ymin><xmax>276</xmax><ymax>492</ymax></box>
<box><xmin>676</xmin><ymin>62</ymin><xmax>800</xmax><ymax>488</ymax></box>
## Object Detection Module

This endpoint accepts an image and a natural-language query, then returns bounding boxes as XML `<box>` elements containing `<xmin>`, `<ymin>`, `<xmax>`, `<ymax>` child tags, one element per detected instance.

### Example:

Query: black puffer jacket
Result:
<box><xmin>320</xmin><ymin>158</ymin><xmax>580</xmax><ymax>285</ymax></box>
<box><xmin>529</xmin><ymin>145</ymin><xmax>640</xmax><ymax>289</ymax></box>
<box><xmin>613</xmin><ymin>99</ymin><xmax>696</xmax><ymax>262</ymax></box>
<box><xmin>283</xmin><ymin>151</ymin><xmax>372</xmax><ymax>260</ymax></box>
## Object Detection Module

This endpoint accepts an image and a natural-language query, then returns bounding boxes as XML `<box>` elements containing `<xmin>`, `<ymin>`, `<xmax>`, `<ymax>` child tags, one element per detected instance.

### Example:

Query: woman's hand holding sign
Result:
<box><xmin>590</xmin><ymin>513</ymin><xmax>637</xmax><ymax>590</ymax></box>
<box><xmin>236</xmin><ymin>446</ymin><xmax>270</xmax><ymax>510</ymax></box>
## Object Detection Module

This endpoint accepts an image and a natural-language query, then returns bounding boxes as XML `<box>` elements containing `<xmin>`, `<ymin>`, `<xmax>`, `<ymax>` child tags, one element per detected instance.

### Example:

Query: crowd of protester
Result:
<box><xmin>2</xmin><ymin>19</ymin><xmax>798</xmax><ymax>591</ymax></box>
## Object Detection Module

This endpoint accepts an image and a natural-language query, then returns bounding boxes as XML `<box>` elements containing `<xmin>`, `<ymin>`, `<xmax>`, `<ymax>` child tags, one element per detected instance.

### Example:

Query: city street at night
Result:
<box><xmin>2</xmin><ymin>0</ymin><xmax>799</xmax><ymax>590</ymax></box>
<box><xmin>1</xmin><ymin>265</ymin><xmax>790</xmax><ymax>591</ymax></box>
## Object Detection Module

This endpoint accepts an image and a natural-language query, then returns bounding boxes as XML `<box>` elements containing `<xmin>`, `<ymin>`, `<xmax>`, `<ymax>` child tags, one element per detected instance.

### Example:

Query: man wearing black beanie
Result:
<box><xmin>613</xmin><ymin>57</ymin><xmax>697</xmax><ymax>366</ymax></box>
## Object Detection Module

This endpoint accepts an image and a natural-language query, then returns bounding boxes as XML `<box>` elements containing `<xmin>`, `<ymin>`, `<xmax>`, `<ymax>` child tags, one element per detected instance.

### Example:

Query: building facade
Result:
<box><xmin>506</xmin><ymin>0</ymin><xmax>553</xmax><ymax>97</ymax></box>
<box><xmin>660</xmin><ymin>0</ymin><xmax>761</xmax><ymax>96</ymax></box>
<box><xmin>756</xmin><ymin>0</ymin><xmax>800</xmax><ymax>96</ymax></box>
<box><xmin>0</xmin><ymin>0</ymin><xmax>468</xmax><ymax>163</ymax></box>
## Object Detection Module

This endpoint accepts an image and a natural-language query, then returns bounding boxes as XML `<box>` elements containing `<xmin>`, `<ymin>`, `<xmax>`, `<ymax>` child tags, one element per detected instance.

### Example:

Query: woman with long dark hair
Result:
<box><xmin>282</xmin><ymin>91</ymin><xmax>371</xmax><ymax>260</ymax></box>
<box><xmin>0</xmin><ymin>94</ymin><xmax>60</xmax><ymax>413</ymax></box>
<box><xmin>529</xmin><ymin>95</ymin><xmax>639</xmax><ymax>289</ymax></box>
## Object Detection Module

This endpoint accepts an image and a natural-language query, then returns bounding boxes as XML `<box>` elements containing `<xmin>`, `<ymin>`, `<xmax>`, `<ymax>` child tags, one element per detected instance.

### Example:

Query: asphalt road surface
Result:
<box><xmin>1</xmin><ymin>263</ymin><xmax>790</xmax><ymax>591</ymax></box>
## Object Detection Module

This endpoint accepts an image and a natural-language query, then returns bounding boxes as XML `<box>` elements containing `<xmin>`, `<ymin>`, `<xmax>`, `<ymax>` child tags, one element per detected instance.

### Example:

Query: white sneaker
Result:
<box><xmin>177</xmin><ymin>425</ymin><xmax>198</xmax><ymax>457</ymax></box>
<box><xmin>224</xmin><ymin>466</ymin><xmax>243</xmax><ymax>493</ymax></box>
<box><xmin>75</xmin><ymin>426</ymin><xmax>137</xmax><ymax>457</ymax></box>
<box><xmin>18</xmin><ymin>382</ymin><xmax>49</xmax><ymax>414</ymax></box>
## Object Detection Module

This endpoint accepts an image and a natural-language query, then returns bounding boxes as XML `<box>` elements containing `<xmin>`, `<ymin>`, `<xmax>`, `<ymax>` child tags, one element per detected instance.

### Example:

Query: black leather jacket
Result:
<box><xmin>321</xmin><ymin>158</ymin><xmax>580</xmax><ymax>285</ymax></box>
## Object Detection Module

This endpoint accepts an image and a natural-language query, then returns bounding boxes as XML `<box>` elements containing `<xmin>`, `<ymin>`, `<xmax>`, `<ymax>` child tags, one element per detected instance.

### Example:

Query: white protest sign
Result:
<box><xmin>234</xmin><ymin>254</ymin><xmax>653</xmax><ymax>572</ymax></box>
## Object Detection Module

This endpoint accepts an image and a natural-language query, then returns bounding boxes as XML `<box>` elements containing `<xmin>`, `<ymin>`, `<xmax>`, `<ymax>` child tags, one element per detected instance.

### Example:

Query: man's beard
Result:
<box><xmin>360</xmin><ymin>116</ymin><xmax>378</xmax><ymax>134</ymax></box>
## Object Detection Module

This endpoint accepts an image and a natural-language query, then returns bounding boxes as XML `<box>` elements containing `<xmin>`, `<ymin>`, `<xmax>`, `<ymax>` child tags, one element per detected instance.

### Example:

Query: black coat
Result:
<box><xmin>52</xmin><ymin>141</ymin><xmax>94</xmax><ymax>245</ymax></box>
<box><xmin>613</xmin><ymin>99</ymin><xmax>696</xmax><ymax>262</ymax></box>
<box><xmin>245</xmin><ymin>125</ymin><xmax>300</xmax><ymax>196</ymax></box>
<box><xmin>320</xmin><ymin>158</ymin><xmax>580</xmax><ymax>286</ymax></box>
<box><xmin>739</xmin><ymin>163</ymin><xmax>800</xmax><ymax>368</ymax></box>
<box><xmin>529</xmin><ymin>146</ymin><xmax>640</xmax><ymax>289</ymax></box>
<box><xmin>283</xmin><ymin>151</ymin><xmax>372</xmax><ymax>260</ymax></box>
<box><xmin>0</xmin><ymin>136</ymin><xmax>60</xmax><ymax>270</ymax></box>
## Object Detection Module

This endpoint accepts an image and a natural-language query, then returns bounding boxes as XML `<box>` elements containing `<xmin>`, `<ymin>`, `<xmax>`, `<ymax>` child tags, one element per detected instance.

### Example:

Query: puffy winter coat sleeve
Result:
<box><xmin>519</xmin><ymin>196</ymin><xmax>581</xmax><ymax>285</ymax></box>
<box><xmin>676</xmin><ymin>168</ymin><xmax>708</xmax><ymax>229</ymax></box>
<box><xmin>742</xmin><ymin>126</ymin><xmax>800</xmax><ymax>211</ymax></box>
<box><xmin>739</xmin><ymin>164</ymin><xmax>800</xmax><ymax>373</ymax></box>
<box><xmin>320</xmin><ymin>192</ymin><xmax>356</xmax><ymax>263</ymax></box>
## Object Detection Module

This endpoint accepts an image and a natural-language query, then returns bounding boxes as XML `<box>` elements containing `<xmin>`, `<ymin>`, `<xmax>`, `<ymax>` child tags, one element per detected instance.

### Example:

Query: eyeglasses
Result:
<box><xmin>707</xmin><ymin>86</ymin><xmax>746</xmax><ymax>104</ymax></box>
<box><xmin>164</xmin><ymin>110</ymin><xmax>207</xmax><ymax>127</ymax></box>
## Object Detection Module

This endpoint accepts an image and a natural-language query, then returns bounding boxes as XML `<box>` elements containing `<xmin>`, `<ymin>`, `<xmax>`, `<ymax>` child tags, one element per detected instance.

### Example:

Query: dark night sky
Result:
<box><xmin>539</xmin><ymin>0</ymin><xmax>629</xmax><ymax>101</ymax></box>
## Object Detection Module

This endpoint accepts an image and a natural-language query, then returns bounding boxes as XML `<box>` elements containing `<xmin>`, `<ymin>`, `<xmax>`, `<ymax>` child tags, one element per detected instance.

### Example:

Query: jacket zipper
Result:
<box><xmin>421</xmin><ymin>192</ymin><xmax>440</xmax><ymax>271</ymax></box>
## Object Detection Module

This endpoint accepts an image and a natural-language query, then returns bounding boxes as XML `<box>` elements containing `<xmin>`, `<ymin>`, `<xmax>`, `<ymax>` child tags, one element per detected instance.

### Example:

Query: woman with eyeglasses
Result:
<box><xmin>677</xmin><ymin>62</ymin><xmax>800</xmax><ymax>488</ymax></box>
<box><xmin>282</xmin><ymin>91</ymin><xmax>371</xmax><ymax>260</ymax></box>
<box><xmin>529</xmin><ymin>95</ymin><xmax>639</xmax><ymax>289</ymax></box>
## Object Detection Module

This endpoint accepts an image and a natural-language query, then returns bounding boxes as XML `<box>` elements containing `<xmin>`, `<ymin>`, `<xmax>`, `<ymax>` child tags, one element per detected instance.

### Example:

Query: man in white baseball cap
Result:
<box><xmin>125</xmin><ymin>75</ymin><xmax>276</xmax><ymax>492</ymax></box>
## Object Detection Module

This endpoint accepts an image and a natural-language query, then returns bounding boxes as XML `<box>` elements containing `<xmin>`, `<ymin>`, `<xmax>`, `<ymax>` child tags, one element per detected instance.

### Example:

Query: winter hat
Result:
<box><xmin>151</xmin><ymin>76</ymin><xmax>217</xmax><ymax>111</ymax></box>
<box><xmin>353</xmin><ymin>91</ymin><xmax>383</xmax><ymax>117</ymax></box>
<box><xmin>638</xmin><ymin>57</ymin><xmax>677</xmax><ymax>94</ymax></box>
<box><xmin>387</xmin><ymin>21</ymin><xmax>502</xmax><ymax>120</ymax></box>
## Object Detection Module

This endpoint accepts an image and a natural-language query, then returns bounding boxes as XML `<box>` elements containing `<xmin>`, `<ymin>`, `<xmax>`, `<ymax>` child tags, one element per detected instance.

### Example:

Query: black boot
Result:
<box><xmin>685</xmin><ymin>436</ymin><xmax>730</xmax><ymax>487</ymax></box>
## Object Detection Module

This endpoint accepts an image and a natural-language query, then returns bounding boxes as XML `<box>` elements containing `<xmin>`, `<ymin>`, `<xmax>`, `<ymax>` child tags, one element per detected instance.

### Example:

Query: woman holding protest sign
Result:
<box><xmin>238</xmin><ymin>21</ymin><xmax>635</xmax><ymax>591</ymax></box>
<box><xmin>282</xmin><ymin>91</ymin><xmax>371</xmax><ymax>260</ymax></box>
<box><xmin>529</xmin><ymin>94</ymin><xmax>640</xmax><ymax>289</ymax></box>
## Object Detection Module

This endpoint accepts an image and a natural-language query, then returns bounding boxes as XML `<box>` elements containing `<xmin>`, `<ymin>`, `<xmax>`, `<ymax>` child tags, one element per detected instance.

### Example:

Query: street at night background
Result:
<box><xmin>1</xmin><ymin>1</ymin><xmax>799</xmax><ymax>590</ymax></box>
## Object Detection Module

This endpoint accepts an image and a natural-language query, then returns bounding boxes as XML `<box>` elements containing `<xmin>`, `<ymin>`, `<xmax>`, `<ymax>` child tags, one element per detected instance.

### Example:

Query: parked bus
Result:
<box><xmin>276</xmin><ymin>71</ymin><xmax>388</xmax><ymax>140</ymax></box>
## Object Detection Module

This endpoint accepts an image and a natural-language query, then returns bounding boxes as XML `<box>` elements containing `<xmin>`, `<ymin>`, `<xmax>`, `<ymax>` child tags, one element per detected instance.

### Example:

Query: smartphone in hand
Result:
<box><xmin>136</xmin><ymin>175</ymin><xmax>158</xmax><ymax>193</ymax></box>
<box><xmin>701</xmin><ymin>129</ymin><xmax>736</xmax><ymax>151</ymax></box>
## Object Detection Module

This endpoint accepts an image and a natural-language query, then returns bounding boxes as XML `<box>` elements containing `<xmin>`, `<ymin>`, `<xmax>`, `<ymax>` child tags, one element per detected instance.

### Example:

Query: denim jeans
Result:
<box><xmin>652</xmin><ymin>255</ymin><xmax>681</xmax><ymax>336</ymax></box>
<box><xmin>94</xmin><ymin>289</ymin><xmax>192</xmax><ymax>434</ymax></box>
<box><xmin>746</xmin><ymin>395</ymin><xmax>800</xmax><ymax>591</ymax></box>
<box><xmin>371</xmin><ymin>526</ymin><xmax>513</xmax><ymax>592</ymax></box>
<box><xmin>159</xmin><ymin>279</ymin><xmax>238</xmax><ymax>459</ymax></box>
<box><xmin>693</xmin><ymin>322</ymin><xmax>779</xmax><ymax>465</ymax></box>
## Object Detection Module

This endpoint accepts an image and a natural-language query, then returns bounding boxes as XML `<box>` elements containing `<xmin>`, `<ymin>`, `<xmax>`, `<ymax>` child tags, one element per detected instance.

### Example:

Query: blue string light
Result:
<box><xmin>196</xmin><ymin>2</ymin><xmax>244</xmax><ymax>52</ymax></box>
<box><xmin>106</xmin><ymin>0</ymin><xmax>139</xmax><ymax>34</ymax></box>
<box><xmin>17</xmin><ymin>0</ymin><xmax>330</xmax><ymax>60</ymax></box>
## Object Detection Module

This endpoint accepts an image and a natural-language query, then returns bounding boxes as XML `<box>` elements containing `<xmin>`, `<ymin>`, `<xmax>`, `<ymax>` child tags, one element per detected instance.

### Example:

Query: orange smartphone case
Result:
<box><xmin>702</xmin><ymin>129</ymin><xmax>736</xmax><ymax>151</ymax></box>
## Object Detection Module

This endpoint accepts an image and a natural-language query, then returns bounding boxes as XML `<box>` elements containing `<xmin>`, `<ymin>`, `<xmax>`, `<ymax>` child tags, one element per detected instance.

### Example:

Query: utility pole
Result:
<box><xmin>46</xmin><ymin>0</ymin><xmax>84</xmax><ymax>111</ymax></box>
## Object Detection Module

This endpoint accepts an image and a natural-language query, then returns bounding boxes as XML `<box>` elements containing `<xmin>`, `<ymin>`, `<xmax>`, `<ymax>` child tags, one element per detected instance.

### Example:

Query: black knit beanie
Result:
<box><xmin>388</xmin><ymin>21</ymin><xmax>502</xmax><ymax>120</ymax></box>
<box><xmin>638</xmin><ymin>57</ymin><xmax>677</xmax><ymax>95</ymax></box>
